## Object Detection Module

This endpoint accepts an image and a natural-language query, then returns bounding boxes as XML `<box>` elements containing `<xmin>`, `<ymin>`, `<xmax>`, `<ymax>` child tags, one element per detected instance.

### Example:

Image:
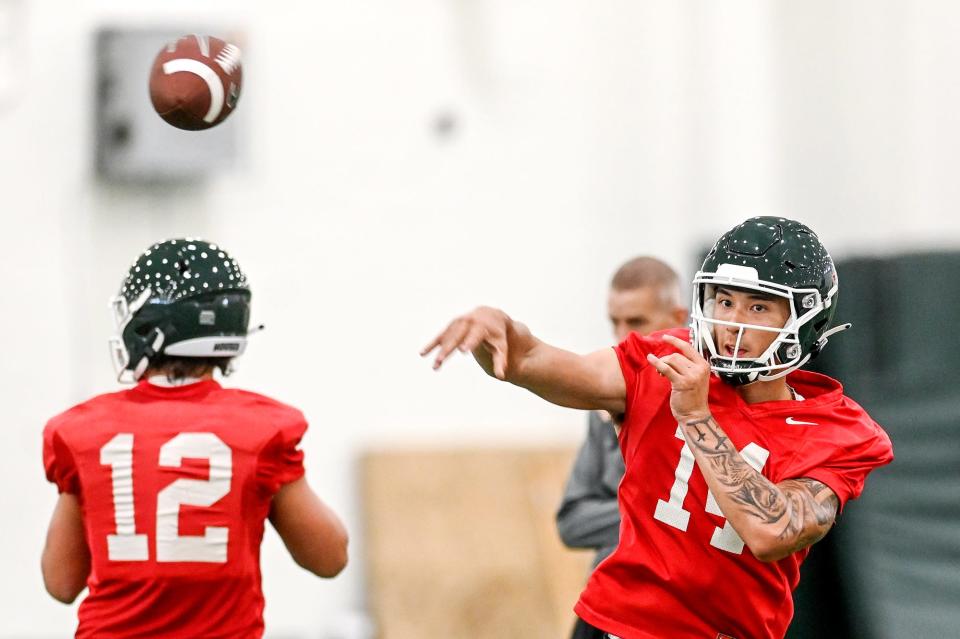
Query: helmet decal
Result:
<box><xmin>118</xmin><ymin>239</ymin><xmax>247</xmax><ymax>306</ymax></box>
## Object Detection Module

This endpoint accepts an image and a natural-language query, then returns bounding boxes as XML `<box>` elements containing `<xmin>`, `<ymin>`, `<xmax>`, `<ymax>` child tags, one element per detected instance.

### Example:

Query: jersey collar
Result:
<box><xmin>718</xmin><ymin>369</ymin><xmax>844</xmax><ymax>418</ymax></box>
<box><xmin>132</xmin><ymin>378</ymin><xmax>221</xmax><ymax>399</ymax></box>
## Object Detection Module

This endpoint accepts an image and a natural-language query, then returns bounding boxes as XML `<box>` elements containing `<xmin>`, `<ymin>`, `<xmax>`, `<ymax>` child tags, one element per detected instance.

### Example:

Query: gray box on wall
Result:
<box><xmin>94</xmin><ymin>28</ymin><xmax>242</xmax><ymax>181</ymax></box>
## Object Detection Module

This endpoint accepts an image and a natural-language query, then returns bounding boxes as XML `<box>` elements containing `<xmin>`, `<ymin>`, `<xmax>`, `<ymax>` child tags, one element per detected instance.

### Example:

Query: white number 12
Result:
<box><xmin>653</xmin><ymin>426</ymin><xmax>769</xmax><ymax>554</ymax></box>
<box><xmin>100</xmin><ymin>432</ymin><xmax>232</xmax><ymax>563</ymax></box>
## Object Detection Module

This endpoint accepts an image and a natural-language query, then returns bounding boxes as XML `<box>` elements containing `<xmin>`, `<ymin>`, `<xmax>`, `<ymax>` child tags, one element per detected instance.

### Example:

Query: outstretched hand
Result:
<box><xmin>645</xmin><ymin>334</ymin><xmax>712</xmax><ymax>423</ymax></box>
<box><xmin>420</xmin><ymin>306</ymin><xmax>511</xmax><ymax>379</ymax></box>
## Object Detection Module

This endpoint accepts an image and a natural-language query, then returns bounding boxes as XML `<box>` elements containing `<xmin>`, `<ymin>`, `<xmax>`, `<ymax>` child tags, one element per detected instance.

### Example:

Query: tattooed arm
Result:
<box><xmin>644</xmin><ymin>333</ymin><xmax>839</xmax><ymax>562</ymax></box>
<box><xmin>680</xmin><ymin>414</ymin><xmax>839</xmax><ymax>562</ymax></box>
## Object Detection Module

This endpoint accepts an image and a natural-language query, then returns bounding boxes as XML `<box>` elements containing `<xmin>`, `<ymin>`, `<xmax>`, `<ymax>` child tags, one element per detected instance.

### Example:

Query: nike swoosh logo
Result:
<box><xmin>786</xmin><ymin>417</ymin><xmax>818</xmax><ymax>426</ymax></box>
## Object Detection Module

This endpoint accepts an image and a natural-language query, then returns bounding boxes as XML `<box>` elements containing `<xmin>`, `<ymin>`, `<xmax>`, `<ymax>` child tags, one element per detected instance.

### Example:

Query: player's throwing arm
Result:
<box><xmin>421</xmin><ymin>306</ymin><xmax>627</xmax><ymax>416</ymax></box>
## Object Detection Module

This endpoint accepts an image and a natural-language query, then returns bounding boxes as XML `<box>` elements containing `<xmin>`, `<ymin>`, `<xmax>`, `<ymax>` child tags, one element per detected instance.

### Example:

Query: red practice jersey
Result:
<box><xmin>574</xmin><ymin>329</ymin><xmax>893</xmax><ymax>639</ymax></box>
<box><xmin>43</xmin><ymin>380</ymin><xmax>307</xmax><ymax>639</ymax></box>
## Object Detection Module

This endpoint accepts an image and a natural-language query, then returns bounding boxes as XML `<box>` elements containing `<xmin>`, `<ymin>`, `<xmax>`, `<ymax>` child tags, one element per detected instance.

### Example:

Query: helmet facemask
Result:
<box><xmin>108</xmin><ymin>288</ymin><xmax>158</xmax><ymax>383</ymax></box>
<box><xmin>691</xmin><ymin>263</ymin><xmax>838</xmax><ymax>386</ymax></box>
<box><xmin>692</xmin><ymin>217</ymin><xmax>850</xmax><ymax>386</ymax></box>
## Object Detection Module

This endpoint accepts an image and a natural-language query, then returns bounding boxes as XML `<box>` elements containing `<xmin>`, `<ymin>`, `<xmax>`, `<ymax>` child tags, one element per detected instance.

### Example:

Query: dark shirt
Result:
<box><xmin>556</xmin><ymin>410</ymin><xmax>625</xmax><ymax>568</ymax></box>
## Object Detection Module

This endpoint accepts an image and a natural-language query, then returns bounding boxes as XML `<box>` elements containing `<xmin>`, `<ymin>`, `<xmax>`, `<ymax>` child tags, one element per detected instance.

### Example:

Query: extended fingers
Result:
<box><xmin>662</xmin><ymin>334</ymin><xmax>700</xmax><ymax>359</ymax></box>
<box><xmin>659</xmin><ymin>353</ymin><xmax>697</xmax><ymax>376</ymax></box>
<box><xmin>424</xmin><ymin>319</ymin><xmax>471</xmax><ymax>369</ymax></box>
<box><xmin>661</xmin><ymin>334</ymin><xmax>704</xmax><ymax>362</ymax></box>
<box><xmin>647</xmin><ymin>351</ymin><xmax>708</xmax><ymax>386</ymax></box>
<box><xmin>419</xmin><ymin>334</ymin><xmax>443</xmax><ymax>357</ymax></box>
<box><xmin>646</xmin><ymin>353</ymin><xmax>680</xmax><ymax>382</ymax></box>
<box><xmin>459</xmin><ymin>323</ymin><xmax>488</xmax><ymax>354</ymax></box>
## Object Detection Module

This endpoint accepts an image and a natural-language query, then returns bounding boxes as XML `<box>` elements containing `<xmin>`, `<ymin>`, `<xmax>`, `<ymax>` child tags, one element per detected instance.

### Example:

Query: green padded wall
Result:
<box><xmin>795</xmin><ymin>251</ymin><xmax>960</xmax><ymax>639</ymax></box>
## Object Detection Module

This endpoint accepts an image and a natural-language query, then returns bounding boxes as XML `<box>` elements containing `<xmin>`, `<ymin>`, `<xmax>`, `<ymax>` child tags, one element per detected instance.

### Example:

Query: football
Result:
<box><xmin>149</xmin><ymin>35</ymin><xmax>242</xmax><ymax>131</ymax></box>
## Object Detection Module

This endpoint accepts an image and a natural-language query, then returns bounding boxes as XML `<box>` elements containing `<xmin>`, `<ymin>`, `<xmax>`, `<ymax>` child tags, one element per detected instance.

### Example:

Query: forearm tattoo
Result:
<box><xmin>682</xmin><ymin>415</ymin><xmax>839</xmax><ymax>553</ymax></box>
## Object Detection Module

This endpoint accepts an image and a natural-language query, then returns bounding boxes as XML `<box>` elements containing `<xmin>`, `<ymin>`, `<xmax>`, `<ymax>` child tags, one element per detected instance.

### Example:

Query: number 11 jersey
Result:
<box><xmin>574</xmin><ymin>329</ymin><xmax>893</xmax><ymax>639</ymax></box>
<box><xmin>43</xmin><ymin>379</ymin><xmax>307</xmax><ymax>639</ymax></box>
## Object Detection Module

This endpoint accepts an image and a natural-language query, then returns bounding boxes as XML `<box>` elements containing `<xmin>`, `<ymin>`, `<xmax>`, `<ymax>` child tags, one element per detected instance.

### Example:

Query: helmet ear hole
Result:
<box><xmin>813</xmin><ymin>317</ymin><xmax>828</xmax><ymax>331</ymax></box>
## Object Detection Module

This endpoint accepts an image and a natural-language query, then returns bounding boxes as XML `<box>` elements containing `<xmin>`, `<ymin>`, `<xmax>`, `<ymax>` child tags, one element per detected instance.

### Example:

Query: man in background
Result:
<box><xmin>555</xmin><ymin>256</ymin><xmax>687</xmax><ymax>639</ymax></box>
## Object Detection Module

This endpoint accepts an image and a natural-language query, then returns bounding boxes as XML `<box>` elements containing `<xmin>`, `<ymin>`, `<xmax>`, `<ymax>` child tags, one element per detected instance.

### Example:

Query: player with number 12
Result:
<box><xmin>41</xmin><ymin>239</ymin><xmax>347</xmax><ymax>638</ymax></box>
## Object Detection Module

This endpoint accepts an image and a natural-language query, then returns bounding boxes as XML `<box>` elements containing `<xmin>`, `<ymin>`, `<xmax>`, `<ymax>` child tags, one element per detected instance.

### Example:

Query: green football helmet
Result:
<box><xmin>108</xmin><ymin>239</ymin><xmax>252</xmax><ymax>382</ymax></box>
<box><xmin>691</xmin><ymin>217</ymin><xmax>849</xmax><ymax>386</ymax></box>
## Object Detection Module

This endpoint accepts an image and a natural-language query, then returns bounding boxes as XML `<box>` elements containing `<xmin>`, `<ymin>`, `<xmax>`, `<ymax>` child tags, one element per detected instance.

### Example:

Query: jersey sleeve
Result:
<box><xmin>257</xmin><ymin>411</ymin><xmax>308</xmax><ymax>495</ymax></box>
<box><xmin>42</xmin><ymin>421</ymin><xmax>80</xmax><ymax>495</ymax></box>
<box><xmin>781</xmin><ymin>414</ymin><xmax>894</xmax><ymax>509</ymax></box>
<box><xmin>614</xmin><ymin>329</ymin><xmax>682</xmax><ymax>428</ymax></box>
<box><xmin>802</xmin><ymin>429</ymin><xmax>893</xmax><ymax>509</ymax></box>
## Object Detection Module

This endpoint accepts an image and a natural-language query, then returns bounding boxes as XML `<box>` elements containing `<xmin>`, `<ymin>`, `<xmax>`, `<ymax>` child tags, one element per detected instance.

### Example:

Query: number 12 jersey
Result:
<box><xmin>43</xmin><ymin>379</ymin><xmax>307</xmax><ymax>639</ymax></box>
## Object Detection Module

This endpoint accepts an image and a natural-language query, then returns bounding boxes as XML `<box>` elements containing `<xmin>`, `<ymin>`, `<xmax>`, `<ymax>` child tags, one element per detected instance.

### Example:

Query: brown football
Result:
<box><xmin>149</xmin><ymin>35</ymin><xmax>242</xmax><ymax>131</ymax></box>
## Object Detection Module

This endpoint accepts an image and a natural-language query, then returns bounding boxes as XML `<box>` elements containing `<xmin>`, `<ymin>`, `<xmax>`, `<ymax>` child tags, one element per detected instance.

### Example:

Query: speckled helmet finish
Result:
<box><xmin>690</xmin><ymin>217</ymin><xmax>844</xmax><ymax>386</ymax></box>
<box><xmin>108</xmin><ymin>239</ymin><xmax>252</xmax><ymax>382</ymax></box>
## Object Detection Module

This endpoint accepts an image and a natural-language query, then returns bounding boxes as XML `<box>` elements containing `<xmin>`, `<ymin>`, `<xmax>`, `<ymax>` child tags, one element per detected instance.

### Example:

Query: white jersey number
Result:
<box><xmin>653</xmin><ymin>426</ymin><xmax>770</xmax><ymax>554</ymax></box>
<box><xmin>100</xmin><ymin>432</ymin><xmax>233</xmax><ymax>563</ymax></box>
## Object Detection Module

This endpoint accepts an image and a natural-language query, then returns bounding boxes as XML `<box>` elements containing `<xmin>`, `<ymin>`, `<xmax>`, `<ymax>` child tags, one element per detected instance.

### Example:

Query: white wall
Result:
<box><xmin>2</xmin><ymin>1</ymin><xmax>958</xmax><ymax>636</ymax></box>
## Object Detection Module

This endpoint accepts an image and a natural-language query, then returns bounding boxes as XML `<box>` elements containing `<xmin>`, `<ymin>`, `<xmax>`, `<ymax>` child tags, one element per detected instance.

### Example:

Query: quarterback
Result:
<box><xmin>41</xmin><ymin>239</ymin><xmax>347</xmax><ymax>638</ymax></box>
<box><xmin>423</xmin><ymin>217</ymin><xmax>893</xmax><ymax>639</ymax></box>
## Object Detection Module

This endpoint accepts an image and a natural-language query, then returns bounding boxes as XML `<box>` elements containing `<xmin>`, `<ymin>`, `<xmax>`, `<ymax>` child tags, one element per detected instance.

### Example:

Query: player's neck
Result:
<box><xmin>144</xmin><ymin>369</ymin><xmax>216</xmax><ymax>387</ymax></box>
<box><xmin>736</xmin><ymin>377</ymin><xmax>793</xmax><ymax>404</ymax></box>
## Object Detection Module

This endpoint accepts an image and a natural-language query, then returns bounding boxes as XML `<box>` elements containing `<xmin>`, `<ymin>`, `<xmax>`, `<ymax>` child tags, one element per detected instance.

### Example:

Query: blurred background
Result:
<box><xmin>2</xmin><ymin>1</ymin><xmax>959</xmax><ymax>637</ymax></box>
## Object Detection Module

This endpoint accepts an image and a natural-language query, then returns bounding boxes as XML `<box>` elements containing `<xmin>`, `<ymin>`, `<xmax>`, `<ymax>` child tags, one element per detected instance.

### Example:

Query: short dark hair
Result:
<box><xmin>610</xmin><ymin>256</ymin><xmax>682</xmax><ymax>306</ymax></box>
<box><xmin>144</xmin><ymin>356</ymin><xmax>232</xmax><ymax>382</ymax></box>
